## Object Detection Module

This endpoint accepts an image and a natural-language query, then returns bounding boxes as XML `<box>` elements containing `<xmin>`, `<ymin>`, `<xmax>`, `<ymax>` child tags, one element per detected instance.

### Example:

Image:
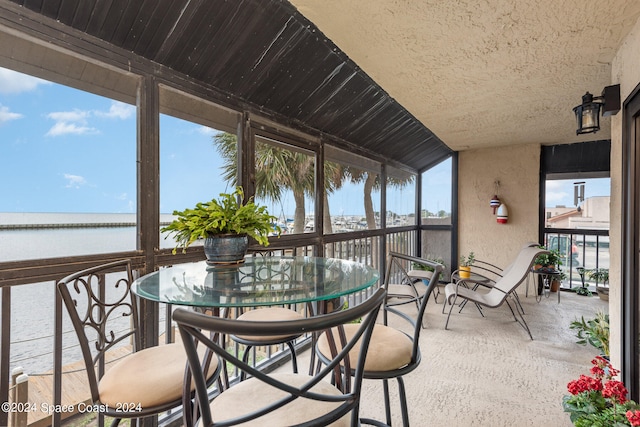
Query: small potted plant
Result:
<box><xmin>534</xmin><ymin>248</ymin><xmax>562</xmax><ymax>271</ymax></box>
<box><xmin>563</xmin><ymin>356</ymin><xmax>640</xmax><ymax>426</ymax></box>
<box><xmin>551</xmin><ymin>270</ymin><xmax>566</xmax><ymax>293</ymax></box>
<box><xmin>589</xmin><ymin>268</ymin><xmax>610</xmax><ymax>301</ymax></box>
<box><xmin>162</xmin><ymin>186</ymin><xmax>281</xmax><ymax>265</ymax></box>
<box><xmin>458</xmin><ymin>252</ymin><xmax>475</xmax><ymax>279</ymax></box>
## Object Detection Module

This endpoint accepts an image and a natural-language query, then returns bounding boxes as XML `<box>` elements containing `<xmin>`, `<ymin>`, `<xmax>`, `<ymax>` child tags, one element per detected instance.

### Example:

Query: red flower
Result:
<box><xmin>590</xmin><ymin>365</ymin><xmax>605</xmax><ymax>378</ymax></box>
<box><xmin>626</xmin><ymin>410</ymin><xmax>640</xmax><ymax>426</ymax></box>
<box><xmin>591</xmin><ymin>356</ymin><xmax>619</xmax><ymax>379</ymax></box>
<box><xmin>602</xmin><ymin>380</ymin><xmax>628</xmax><ymax>403</ymax></box>
<box><xmin>567</xmin><ymin>374</ymin><xmax>603</xmax><ymax>395</ymax></box>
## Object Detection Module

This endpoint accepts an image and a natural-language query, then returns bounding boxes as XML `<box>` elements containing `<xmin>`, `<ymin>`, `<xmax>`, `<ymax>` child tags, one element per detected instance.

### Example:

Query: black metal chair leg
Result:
<box><xmin>241</xmin><ymin>345</ymin><xmax>254</xmax><ymax>381</ymax></box>
<box><xmin>397</xmin><ymin>376</ymin><xmax>409</xmax><ymax>427</ymax></box>
<box><xmin>383</xmin><ymin>379</ymin><xmax>392</xmax><ymax>426</ymax></box>
<box><xmin>445</xmin><ymin>295</ymin><xmax>457</xmax><ymax>329</ymax></box>
<box><xmin>285</xmin><ymin>340</ymin><xmax>298</xmax><ymax>373</ymax></box>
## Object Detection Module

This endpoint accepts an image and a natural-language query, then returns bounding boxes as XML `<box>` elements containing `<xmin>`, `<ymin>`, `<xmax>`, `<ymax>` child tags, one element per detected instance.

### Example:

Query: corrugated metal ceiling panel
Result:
<box><xmin>10</xmin><ymin>0</ymin><xmax>453</xmax><ymax>171</ymax></box>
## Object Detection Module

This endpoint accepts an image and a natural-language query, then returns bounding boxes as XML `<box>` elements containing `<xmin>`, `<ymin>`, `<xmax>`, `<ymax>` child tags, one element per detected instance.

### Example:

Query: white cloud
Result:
<box><xmin>115</xmin><ymin>193</ymin><xmax>128</xmax><ymax>200</ymax></box>
<box><xmin>0</xmin><ymin>68</ymin><xmax>51</xmax><ymax>94</ymax></box>
<box><xmin>94</xmin><ymin>101</ymin><xmax>135</xmax><ymax>120</ymax></box>
<box><xmin>45</xmin><ymin>109</ymin><xmax>98</xmax><ymax>136</ymax></box>
<box><xmin>197</xmin><ymin>126</ymin><xmax>217</xmax><ymax>136</ymax></box>
<box><xmin>46</xmin><ymin>122</ymin><xmax>99</xmax><ymax>137</ymax></box>
<box><xmin>45</xmin><ymin>102</ymin><xmax>133</xmax><ymax>137</ymax></box>
<box><xmin>47</xmin><ymin>110</ymin><xmax>90</xmax><ymax>123</ymax></box>
<box><xmin>64</xmin><ymin>174</ymin><xmax>87</xmax><ymax>189</ymax></box>
<box><xmin>545</xmin><ymin>181</ymin><xmax>571</xmax><ymax>205</ymax></box>
<box><xmin>0</xmin><ymin>105</ymin><xmax>23</xmax><ymax>124</ymax></box>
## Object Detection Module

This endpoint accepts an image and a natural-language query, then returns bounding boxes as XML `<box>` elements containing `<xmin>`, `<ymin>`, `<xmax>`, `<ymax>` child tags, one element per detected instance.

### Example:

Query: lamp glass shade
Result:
<box><xmin>573</xmin><ymin>95</ymin><xmax>602</xmax><ymax>135</ymax></box>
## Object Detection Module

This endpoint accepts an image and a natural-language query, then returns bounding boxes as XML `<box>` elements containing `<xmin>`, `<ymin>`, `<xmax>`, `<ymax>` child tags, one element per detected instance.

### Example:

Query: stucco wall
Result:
<box><xmin>458</xmin><ymin>144</ymin><xmax>540</xmax><ymax>269</ymax></box>
<box><xmin>610</xmin><ymin>14</ymin><xmax>640</xmax><ymax>369</ymax></box>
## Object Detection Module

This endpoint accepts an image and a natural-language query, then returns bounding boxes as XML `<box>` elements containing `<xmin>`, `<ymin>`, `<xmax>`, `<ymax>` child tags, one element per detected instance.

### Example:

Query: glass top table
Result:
<box><xmin>132</xmin><ymin>256</ymin><xmax>380</xmax><ymax>308</ymax></box>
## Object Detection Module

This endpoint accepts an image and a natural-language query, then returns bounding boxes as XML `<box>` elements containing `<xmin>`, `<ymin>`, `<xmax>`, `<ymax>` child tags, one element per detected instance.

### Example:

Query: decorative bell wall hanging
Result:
<box><xmin>496</xmin><ymin>203</ymin><xmax>509</xmax><ymax>224</ymax></box>
<box><xmin>490</xmin><ymin>195</ymin><xmax>501</xmax><ymax>214</ymax></box>
<box><xmin>491</xmin><ymin>180</ymin><xmax>508</xmax><ymax>223</ymax></box>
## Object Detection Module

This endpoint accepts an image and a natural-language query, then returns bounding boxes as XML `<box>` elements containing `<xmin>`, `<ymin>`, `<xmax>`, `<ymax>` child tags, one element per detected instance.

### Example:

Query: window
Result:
<box><xmin>544</xmin><ymin>176</ymin><xmax>610</xmax><ymax>286</ymax></box>
<box><xmin>420</xmin><ymin>157</ymin><xmax>453</xmax><ymax>279</ymax></box>
<box><xmin>421</xmin><ymin>157</ymin><xmax>452</xmax><ymax>223</ymax></box>
<box><xmin>159</xmin><ymin>85</ymin><xmax>240</xmax><ymax>249</ymax></box>
<box><xmin>324</xmin><ymin>146</ymin><xmax>381</xmax><ymax>233</ymax></box>
<box><xmin>386</xmin><ymin>166</ymin><xmax>416</xmax><ymax>227</ymax></box>
<box><xmin>0</xmin><ymin>67</ymin><xmax>136</xmax><ymax>261</ymax></box>
<box><xmin>253</xmin><ymin>135</ymin><xmax>316</xmax><ymax>235</ymax></box>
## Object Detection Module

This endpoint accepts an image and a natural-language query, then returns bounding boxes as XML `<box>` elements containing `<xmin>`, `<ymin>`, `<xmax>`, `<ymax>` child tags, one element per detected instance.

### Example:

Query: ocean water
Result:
<box><xmin>1</xmin><ymin>212</ymin><xmax>177</xmax><ymax>374</ymax></box>
<box><xmin>0</xmin><ymin>212</ymin><xmax>178</xmax><ymax>262</ymax></box>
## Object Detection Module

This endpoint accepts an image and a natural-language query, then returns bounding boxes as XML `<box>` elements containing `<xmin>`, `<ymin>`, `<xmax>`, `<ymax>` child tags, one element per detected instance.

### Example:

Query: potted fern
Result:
<box><xmin>162</xmin><ymin>187</ymin><xmax>280</xmax><ymax>265</ymax></box>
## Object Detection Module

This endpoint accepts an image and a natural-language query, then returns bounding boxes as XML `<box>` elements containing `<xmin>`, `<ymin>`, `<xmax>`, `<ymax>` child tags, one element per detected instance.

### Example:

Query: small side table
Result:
<box><xmin>530</xmin><ymin>267</ymin><xmax>561</xmax><ymax>303</ymax></box>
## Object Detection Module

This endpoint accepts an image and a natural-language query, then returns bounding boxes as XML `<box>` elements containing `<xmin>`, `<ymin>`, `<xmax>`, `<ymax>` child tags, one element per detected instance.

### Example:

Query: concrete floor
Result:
<box><xmin>278</xmin><ymin>285</ymin><xmax>607</xmax><ymax>426</ymax></box>
<box><xmin>164</xmin><ymin>283</ymin><xmax>607</xmax><ymax>427</ymax></box>
<box><xmin>361</xmin><ymin>287</ymin><xmax>607</xmax><ymax>426</ymax></box>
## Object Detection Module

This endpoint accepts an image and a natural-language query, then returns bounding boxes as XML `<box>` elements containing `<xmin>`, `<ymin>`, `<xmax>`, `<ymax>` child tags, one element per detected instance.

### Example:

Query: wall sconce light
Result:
<box><xmin>572</xmin><ymin>84</ymin><xmax>620</xmax><ymax>135</ymax></box>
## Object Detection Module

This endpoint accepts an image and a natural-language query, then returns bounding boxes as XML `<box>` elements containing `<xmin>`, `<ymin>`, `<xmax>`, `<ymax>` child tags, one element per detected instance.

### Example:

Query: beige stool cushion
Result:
<box><xmin>317</xmin><ymin>323</ymin><xmax>413</xmax><ymax>372</ymax></box>
<box><xmin>234</xmin><ymin>307</ymin><xmax>304</xmax><ymax>341</ymax></box>
<box><xmin>99</xmin><ymin>342</ymin><xmax>218</xmax><ymax>408</ymax></box>
<box><xmin>209</xmin><ymin>373</ymin><xmax>350</xmax><ymax>426</ymax></box>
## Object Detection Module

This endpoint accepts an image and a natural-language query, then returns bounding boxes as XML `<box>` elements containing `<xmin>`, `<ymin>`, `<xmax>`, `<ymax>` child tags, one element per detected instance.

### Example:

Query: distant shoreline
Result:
<box><xmin>0</xmin><ymin>221</ymin><xmax>172</xmax><ymax>230</ymax></box>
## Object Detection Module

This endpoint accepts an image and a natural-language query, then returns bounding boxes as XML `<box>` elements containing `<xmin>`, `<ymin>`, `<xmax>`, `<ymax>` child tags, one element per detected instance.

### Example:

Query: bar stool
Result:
<box><xmin>230</xmin><ymin>306</ymin><xmax>304</xmax><ymax>379</ymax></box>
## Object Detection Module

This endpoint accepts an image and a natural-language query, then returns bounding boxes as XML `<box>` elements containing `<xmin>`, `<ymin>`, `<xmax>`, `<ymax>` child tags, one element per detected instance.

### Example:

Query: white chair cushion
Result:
<box><xmin>234</xmin><ymin>307</ymin><xmax>304</xmax><ymax>341</ymax></box>
<box><xmin>99</xmin><ymin>342</ymin><xmax>218</xmax><ymax>408</ymax></box>
<box><xmin>208</xmin><ymin>373</ymin><xmax>350</xmax><ymax>426</ymax></box>
<box><xmin>317</xmin><ymin>323</ymin><xmax>413</xmax><ymax>372</ymax></box>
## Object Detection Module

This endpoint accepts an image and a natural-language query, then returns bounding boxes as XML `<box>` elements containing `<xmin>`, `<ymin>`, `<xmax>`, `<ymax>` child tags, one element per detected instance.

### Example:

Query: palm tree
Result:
<box><xmin>214</xmin><ymin>132</ymin><xmax>414</xmax><ymax>239</ymax></box>
<box><xmin>330</xmin><ymin>165</ymin><xmax>415</xmax><ymax>231</ymax></box>
<box><xmin>213</xmin><ymin>132</ymin><xmax>315</xmax><ymax>234</ymax></box>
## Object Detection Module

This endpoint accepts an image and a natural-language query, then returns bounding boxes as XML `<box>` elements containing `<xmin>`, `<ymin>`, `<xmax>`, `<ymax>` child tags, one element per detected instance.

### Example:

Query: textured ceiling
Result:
<box><xmin>290</xmin><ymin>0</ymin><xmax>640</xmax><ymax>151</ymax></box>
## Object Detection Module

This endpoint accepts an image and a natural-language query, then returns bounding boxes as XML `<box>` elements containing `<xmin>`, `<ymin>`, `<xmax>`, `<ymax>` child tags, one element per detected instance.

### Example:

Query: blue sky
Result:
<box><xmin>0</xmin><ymin>67</ymin><xmax>609</xmax><ymax>216</ymax></box>
<box><xmin>546</xmin><ymin>178</ymin><xmax>610</xmax><ymax>208</ymax></box>
<box><xmin>0</xmin><ymin>67</ymin><xmax>137</xmax><ymax>213</ymax></box>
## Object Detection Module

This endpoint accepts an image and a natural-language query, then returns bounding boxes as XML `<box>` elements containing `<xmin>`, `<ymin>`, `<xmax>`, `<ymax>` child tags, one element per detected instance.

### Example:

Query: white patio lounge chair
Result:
<box><xmin>444</xmin><ymin>245</ymin><xmax>548</xmax><ymax>339</ymax></box>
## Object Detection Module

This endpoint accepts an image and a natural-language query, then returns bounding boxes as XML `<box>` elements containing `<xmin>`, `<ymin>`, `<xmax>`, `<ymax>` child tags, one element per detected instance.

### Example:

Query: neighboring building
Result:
<box><xmin>546</xmin><ymin>196</ymin><xmax>610</xmax><ymax>230</ymax></box>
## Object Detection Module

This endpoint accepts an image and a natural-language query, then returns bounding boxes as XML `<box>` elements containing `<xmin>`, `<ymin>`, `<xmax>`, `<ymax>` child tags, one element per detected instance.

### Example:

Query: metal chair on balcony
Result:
<box><xmin>57</xmin><ymin>259</ymin><xmax>221</xmax><ymax>427</ymax></box>
<box><xmin>316</xmin><ymin>252</ymin><xmax>444</xmax><ymax>427</ymax></box>
<box><xmin>443</xmin><ymin>246</ymin><xmax>548</xmax><ymax>340</ymax></box>
<box><xmin>444</xmin><ymin>242</ymin><xmax>541</xmax><ymax>316</ymax></box>
<box><xmin>173</xmin><ymin>287</ymin><xmax>386</xmax><ymax>426</ymax></box>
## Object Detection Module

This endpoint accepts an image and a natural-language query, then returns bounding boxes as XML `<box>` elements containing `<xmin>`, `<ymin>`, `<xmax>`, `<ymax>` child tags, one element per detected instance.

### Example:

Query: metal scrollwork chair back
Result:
<box><xmin>173</xmin><ymin>287</ymin><xmax>386</xmax><ymax>426</ymax></box>
<box><xmin>57</xmin><ymin>259</ymin><xmax>220</xmax><ymax>427</ymax></box>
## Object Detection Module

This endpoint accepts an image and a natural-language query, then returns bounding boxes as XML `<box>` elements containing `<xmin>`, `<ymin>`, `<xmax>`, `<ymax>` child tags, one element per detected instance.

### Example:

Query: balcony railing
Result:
<box><xmin>542</xmin><ymin>227</ymin><xmax>610</xmax><ymax>292</ymax></box>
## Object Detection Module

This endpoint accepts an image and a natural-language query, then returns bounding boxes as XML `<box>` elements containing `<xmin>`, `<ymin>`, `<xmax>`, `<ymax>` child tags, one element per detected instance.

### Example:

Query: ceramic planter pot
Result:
<box><xmin>203</xmin><ymin>234</ymin><xmax>249</xmax><ymax>265</ymax></box>
<box><xmin>596</xmin><ymin>284</ymin><xmax>609</xmax><ymax>301</ymax></box>
<box><xmin>459</xmin><ymin>266</ymin><xmax>471</xmax><ymax>279</ymax></box>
